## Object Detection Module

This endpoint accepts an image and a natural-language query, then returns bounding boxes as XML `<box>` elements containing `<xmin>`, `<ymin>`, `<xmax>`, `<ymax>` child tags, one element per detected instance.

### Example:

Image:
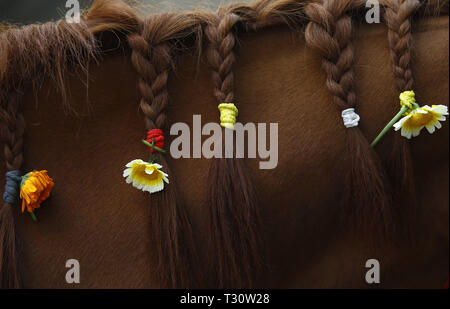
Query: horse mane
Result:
<box><xmin>126</xmin><ymin>12</ymin><xmax>202</xmax><ymax>288</ymax></box>
<box><xmin>382</xmin><ymin>0</ymin><xmax>420</xmax><ymax>235</ymax></box>
<box><xmin>0</xmin><ymin>0</ymin><xmax>447</xmax><ymax>98</ymax></box>
<box><xmin>0</xmin><ymin>0</ymin><xmax>448</xmax><ymax>288</ymax></box>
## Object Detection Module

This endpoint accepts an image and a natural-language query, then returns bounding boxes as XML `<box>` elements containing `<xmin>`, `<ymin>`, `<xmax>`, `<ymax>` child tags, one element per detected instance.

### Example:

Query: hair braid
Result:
<box><xmin>204</xmin><ymin>11</ymin><xmax>264</xmax><ymax>288</ymax></box>
<box><xmin>305</xmin><ymin>0</ymin><xmax>392</xmax><ymax>237</ymax></box>
<box><xmin>127</xmin><ymin>15</ymin><xmax>200</xmax><ymax>288</ymax></box>
<box><xmin>129</xmin><ymin>33</ymin><xmax>170</xmax><ymax>130</ymax></box>
<box><xmin>0</xmin><ymin>89</ymin><xmax>25</xmax><ymax>288</ymax></box>
<box><xmin>385</xmin><ymin>0</ymin><xmax>418</xmax><ymax>91</ymax></box>
<box><xmin>383</xmin><ymin>0</ymin><xmax>419</xmax><ymax>225</ymax></box>
<box><xmin>206</xmin><ymin>13</ymin><xmax>237</xmax><ymax>103</ymax></box>
<box><xmin>2</xmin><ymin>97</ymin><xmax>24</xmax><ymax>172</ymax></box>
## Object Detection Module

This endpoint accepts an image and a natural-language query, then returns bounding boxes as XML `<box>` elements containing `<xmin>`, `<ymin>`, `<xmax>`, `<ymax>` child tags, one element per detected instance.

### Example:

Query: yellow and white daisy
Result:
<box><xmin>393</xmin><ymin>105</ymin><xmax>448</xmax><ymax>139</ymax></box>
<box><xmin>123</xmin><ymin>159</ymin><xmax>169</xmax><ymax>193</ymax></box>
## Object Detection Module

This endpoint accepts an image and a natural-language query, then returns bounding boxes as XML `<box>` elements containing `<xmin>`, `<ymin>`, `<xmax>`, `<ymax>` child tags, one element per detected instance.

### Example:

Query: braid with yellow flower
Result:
<box><xmin>376</xmin><ymin>0</ymin><xmax>420</xmax><ymax>221</ymax></box>
<box><xmin>371</xmin><ymin>91</ymin><xmax>448</xmax><ymax>146</ymax></box>
<box><xmin>123</xmin><ymin>129</ymin><xmax>169</xmax><ymax>193</ymax></box>
<box><xmin>125</xmin><ymin>14</ymin><xmax>200</xmax><ymax>288</ymax></box>
<box><xmin>370</xmin><ymin>0</ymin><xmax>448</xmax><ymax>227</ymax></box>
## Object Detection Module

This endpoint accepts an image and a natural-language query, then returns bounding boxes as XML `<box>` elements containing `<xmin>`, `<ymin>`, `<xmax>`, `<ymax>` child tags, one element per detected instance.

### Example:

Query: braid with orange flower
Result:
<box><xmin>0</xmin><ymin>89</ymin><xmax>23</xmax><ymax>288</ymax></box>
<box><xmin>1</xmin><ymin>89</ymin><xmax>55</xmax><ymax>288</ymax></box>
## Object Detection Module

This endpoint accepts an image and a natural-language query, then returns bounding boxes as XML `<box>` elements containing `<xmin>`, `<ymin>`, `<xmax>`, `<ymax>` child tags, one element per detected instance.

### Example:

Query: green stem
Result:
<box><xmin>30</xmin><ymin>211</ymin><xmax>37</xmax><ymax>222</ymax></box>
<box><xmin>142</xmin><ymin>139</ymin><xmax>166</xmax><ymax>154</ymax></box>
<box><xmin>371</xmin><ymin>106</ymin><xmax>410</xmax><ymax>147</ymax></box>
<box><xmin>149</xmin><ymin>155</ymin><xmax>156</xmax><ymax>164</ymax></box>
<box><xmin>20</xmin><ymin>174</ymin><xmax>30</xmax><ymax>187</ymax></box>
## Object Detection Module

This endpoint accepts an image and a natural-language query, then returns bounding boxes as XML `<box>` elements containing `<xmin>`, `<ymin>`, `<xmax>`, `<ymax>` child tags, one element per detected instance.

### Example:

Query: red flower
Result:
<box><xmin>146</xmin><ymin>129</ymin><xmax>164</xmax><ymax>154</ymax></box>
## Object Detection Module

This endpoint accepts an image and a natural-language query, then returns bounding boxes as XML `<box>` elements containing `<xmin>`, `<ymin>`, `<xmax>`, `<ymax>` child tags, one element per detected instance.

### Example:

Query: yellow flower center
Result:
<box><xmin>132</xmin><ymin>163</ymin><xmax>160</xmax><ymax>182</ymax></box>
<box><xmin>403</xmin><ymin>109</ymin><xmax>437</xmax><ymax>129</ymax></box>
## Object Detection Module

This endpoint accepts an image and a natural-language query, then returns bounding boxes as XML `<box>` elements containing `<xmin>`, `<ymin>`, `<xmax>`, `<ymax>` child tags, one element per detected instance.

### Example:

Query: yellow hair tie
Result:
<box><xmin>218</xmin><ymin>103</ymin><xmax>238</xmax><ymax>129</ymax></box>
<box><xmin>399</xmin><ymin>90</ymin><xmax>416</xmax><ymax>110</ymax></box>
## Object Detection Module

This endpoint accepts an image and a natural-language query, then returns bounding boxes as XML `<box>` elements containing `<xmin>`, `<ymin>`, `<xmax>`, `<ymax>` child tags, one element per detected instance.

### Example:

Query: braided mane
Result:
<box><xmin>0</xmin><ymin>90</ymin><xmax>24</xmax><ymax>287</ymax></box>
<box><xmin>305</xmin><ymin>0</ymin><xmax>392</xmax><ymax>236</ymax></box>
<box><xmin>383</xmin><ymin>0</ymin><xmax>420</xmax><ymax>229</ymax></box>
<box><xmin>127</xmin><ymin>14</ymin><xmax>201</xmax><ymax>288</ymax></box>
<box><xmin>204</xmin><ymin>9</ymin><xmax>264</xmax><ymax>288</ymax></box>
<box><xmin>0</xmin><ymin>0</ymin><xmax>447</xmax><ymax>288</ymax></box>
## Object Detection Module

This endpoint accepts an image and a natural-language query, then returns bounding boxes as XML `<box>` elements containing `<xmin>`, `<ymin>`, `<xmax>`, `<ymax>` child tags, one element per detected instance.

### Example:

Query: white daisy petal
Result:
<box><xmin>126</xmin><ymin>159</ymin><xmax>141</xmax><ymax>168</ymax></box>
<box><xmin>394</xmin><ymin>118</ymin><xmax>407</xmax><ymax>131</ymax></box>
<box><xmin>412</xmin><ymin>128</ymin><xmax>421</xmax><ymax>137</ymax></box>
<box><xmin>123</xmin><ymin>168</ymin><xmax>132</xmax><ymax>177</ymax></box>
<box><xmin>432</xmin><ymin>105</ymin><xmax>449</xmax><ymax>115</ymax></box>
<box><xmin>393</xmin><ymin>104</ymin><xmax>448</xmax><ymax>140</ymax></box>
<box><xmin>149</xmin><ymin>182</ymin><xmax>164</xmax><ymax>193</ymax></box>
<box><xmin>401</xmin><ymin>128</ymin><xmax>411</xmax><ymax>139</ymax></box>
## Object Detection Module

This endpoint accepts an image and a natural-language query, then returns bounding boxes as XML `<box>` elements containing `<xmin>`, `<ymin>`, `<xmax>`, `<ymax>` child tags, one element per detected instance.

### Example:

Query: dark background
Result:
<box><xmin>0</xmin><ymin>0</ymin><xmax>93</xmax><ymax>24</ymax></box>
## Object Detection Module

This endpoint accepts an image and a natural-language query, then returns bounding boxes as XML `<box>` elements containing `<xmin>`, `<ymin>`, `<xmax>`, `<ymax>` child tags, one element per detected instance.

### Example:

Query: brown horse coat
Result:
<box><xmin>0</xmin><ymin>0</ymin><xmax>448</xmax><ymax>288</ymax></box>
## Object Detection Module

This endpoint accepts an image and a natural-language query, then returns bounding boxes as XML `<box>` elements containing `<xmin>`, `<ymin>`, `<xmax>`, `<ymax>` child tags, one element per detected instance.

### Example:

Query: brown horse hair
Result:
<box><xmin>0</xmin><ymin>1</ymin><xmax>447</xmax><ymax>94</ymax></box>
<box><xmin>0</xmin><ymin>0</ymin><xmax>142</xmax><ymax>114</ymax></box>
<box><xmin>0</xmin><ymin>89</ymin><xmax>25</xmax><ymax>288</ymax></box>
<box><xmin>0</xmin><ymin>0</ymin><xmax>447</xmax><ymax>289</ymax></box>
<box><xmin>203</xmin><ymin>10</ymin><xmax>264</xmax><ymax>288</ymax></box>
<box><xmin>0</xmin><ymin>0</ymin><xmax>141</xmax><ymax>288</ymax></box>
<box><xmin>84</xmin><ymin>0</ymin><xmax>140</xmax><ymax>35</ymax></box>
<box><xmin>222</xmin><ymin>0</ymin><xmax>306</xmax><ymax>31</ymax></box>
<box><xmin>381</xmin><ymin>0</ymin><xmax>419</xmax><ymax>231</ymax></box>
<box><xmin>0</xmin><ymin>21</ymin><xmax>97</xmax><ymax>115</ymax></box>
<box><xmin>305</xmin><ymin>0</ymin><xmax>393</xmax><ymax>238</ymax></box>
<box><xmin>127</xmin><ymin>13</ymin><xmax>202</xmax><ymax>288</ymax></box>
<box><xmin>0</xmin><ymin>15</ymin><xmax>98</xmax><ymax>291</ymax></box>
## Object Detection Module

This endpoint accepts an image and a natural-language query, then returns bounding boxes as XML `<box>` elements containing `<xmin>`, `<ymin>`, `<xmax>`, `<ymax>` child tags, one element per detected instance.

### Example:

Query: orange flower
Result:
<box><xmin>19</xmin><ymin>170</ymin><xmax>54</xmax><ymax>213</ymax></box>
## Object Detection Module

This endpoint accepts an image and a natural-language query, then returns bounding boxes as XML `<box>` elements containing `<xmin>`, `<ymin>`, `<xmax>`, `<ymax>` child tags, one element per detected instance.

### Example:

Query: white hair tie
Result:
<box><xmin>341</xmin><ymin>108</ymin><xmax>360</xmax><ymax>128</ymax></box>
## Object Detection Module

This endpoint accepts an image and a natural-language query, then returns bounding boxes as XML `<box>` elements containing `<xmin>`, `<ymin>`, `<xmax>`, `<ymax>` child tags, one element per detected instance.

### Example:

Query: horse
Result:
<box><xmin>0</xmin><ymin>0</ymin><xmax>448</xmax><ymax>288</ymax></box>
